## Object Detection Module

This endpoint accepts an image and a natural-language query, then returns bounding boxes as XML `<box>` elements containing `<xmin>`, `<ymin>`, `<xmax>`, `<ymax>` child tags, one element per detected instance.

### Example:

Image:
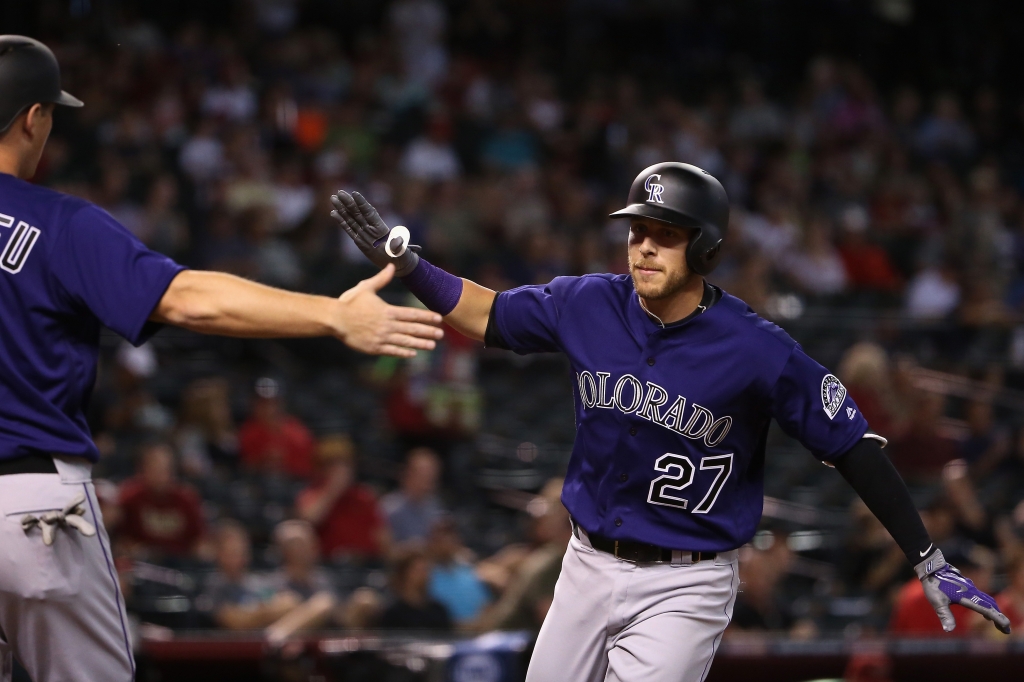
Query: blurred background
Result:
<box><xmin>6</xmin><ymin>0</ymin><xmax>1024</xmax><ymax>680</ymax></box>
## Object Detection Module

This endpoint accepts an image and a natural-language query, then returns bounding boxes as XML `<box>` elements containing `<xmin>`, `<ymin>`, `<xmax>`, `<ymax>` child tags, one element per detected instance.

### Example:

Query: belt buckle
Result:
<box><xmin>614</xmin><ymin>540</ymin><xmax>640</xmax><ymax>563</ymax></box>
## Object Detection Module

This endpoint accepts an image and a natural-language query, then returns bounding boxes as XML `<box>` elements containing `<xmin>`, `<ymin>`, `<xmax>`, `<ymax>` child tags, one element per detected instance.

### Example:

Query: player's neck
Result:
<box><xmin>639</xmin><ymin>275</ymin><xmax>705</xmax><ymax>325</ymax></box>
<box><xmin>0</xmin><ymin>144</ymin><xmax>34</xmax><ymax>179</ymax></box>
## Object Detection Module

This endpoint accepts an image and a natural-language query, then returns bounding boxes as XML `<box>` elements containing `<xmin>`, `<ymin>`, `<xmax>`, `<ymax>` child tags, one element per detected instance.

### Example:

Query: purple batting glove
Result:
<box><xmin>915</xmin><ymin>549</ymin><xmax>1011</xmax><ymax>635</ymax></box>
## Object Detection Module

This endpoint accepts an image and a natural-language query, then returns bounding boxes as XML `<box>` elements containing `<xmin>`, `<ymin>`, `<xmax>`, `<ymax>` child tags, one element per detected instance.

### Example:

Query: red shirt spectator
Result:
<box><xmin>836</xmin><ymin>206</ymin><xmax>901</xmax><ymax>291</ymax></box>
<box><xmin>888</xmin><ymin>578</ymin><xmax>970</xmax><ymax>637</ymax></box>
<box><xmin>296</xmin><ymin>435</ymin><xmax>389</xmax><ymax>560</ymax></box>
<box><xmin>119</xmin><ymin>443</ymin><xmax>205</xmax><ymax>557</ymax></box>
<box><xmin>888</xmin><ymin>393</ymin><xmax>958</xmax><ymax>480</ymax></box>
<box><xmin>838</xmin><ymin>241</ymin><xmax>901</xmax><ymax>291</ymax></box>
<box><xmin>238</xmin><ymin>377</ymin><xmax>315</xmax><ymax>478</ymax></box>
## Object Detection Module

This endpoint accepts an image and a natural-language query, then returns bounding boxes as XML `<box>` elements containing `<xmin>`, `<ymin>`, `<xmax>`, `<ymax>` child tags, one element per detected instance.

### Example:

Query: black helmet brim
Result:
<box><xmin>608</xmin><ymin>203</ymin><xmax>703</xmax><ymax>230</ymax></box>
<box><xmin>56</xmin><ymin>90</ymin><xmax>83</xmax><ymax>107</ymax></box>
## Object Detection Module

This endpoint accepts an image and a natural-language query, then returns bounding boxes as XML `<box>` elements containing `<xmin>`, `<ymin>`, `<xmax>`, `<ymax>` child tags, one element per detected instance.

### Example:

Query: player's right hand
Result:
<box><xmin>333</xmin><ymin>264</ymin><xmax>443</xmax><ymax>358</ymax></box>
<box><xmin>331</xmin><ymin>190</ymin><xmax>421</xmax><ymax>277</ymax></box>
<box><xmin>916</xmin><ymin>549</ymin><xmax>1011</xmax><ymax>635</ymax></box>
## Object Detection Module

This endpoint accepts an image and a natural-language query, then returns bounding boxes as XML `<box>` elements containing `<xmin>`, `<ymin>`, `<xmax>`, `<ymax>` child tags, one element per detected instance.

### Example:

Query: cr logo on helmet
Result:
<box><xmin>644</xmin><ymin>174</ymin><xmax>665</xmax><ymax>203</ymax></box>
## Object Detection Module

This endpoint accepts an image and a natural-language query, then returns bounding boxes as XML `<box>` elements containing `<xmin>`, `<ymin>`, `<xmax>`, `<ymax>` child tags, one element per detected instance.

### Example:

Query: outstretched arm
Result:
<box><xmin>835</xmin><ymin>438</ymin><xmax>1010</xmax><ymax>635</ymax></box>
<box><xmin>151</xmin><ymin>264</ymin><xmax>443</xmax><ymax>358</ymax></box>
<box><xmin>445</xmin><ymin>279</ymin><xmax>496</xmax><ymax>342</ymax></box>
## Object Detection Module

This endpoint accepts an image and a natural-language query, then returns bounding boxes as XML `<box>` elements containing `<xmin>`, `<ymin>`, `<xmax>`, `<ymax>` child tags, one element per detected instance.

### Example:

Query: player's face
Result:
<box><xmin>627</xmin><ymin>217</ymin><xmax>693</xmax><ymax>300</ymax></box>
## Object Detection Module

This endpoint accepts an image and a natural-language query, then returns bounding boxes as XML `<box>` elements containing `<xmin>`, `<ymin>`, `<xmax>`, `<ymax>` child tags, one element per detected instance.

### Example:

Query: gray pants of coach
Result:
<box><xmin>526</xmin><ymin>527</ymin><xmax>739</xmax><ymax>682</ymax></box>
<box><xmin>0</xmin><ymin>457</ymin><xmax>134</xmax><ymax>682</ymax></box>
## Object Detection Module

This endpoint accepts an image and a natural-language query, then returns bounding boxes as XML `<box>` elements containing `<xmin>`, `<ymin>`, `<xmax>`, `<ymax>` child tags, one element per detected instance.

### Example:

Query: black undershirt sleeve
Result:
<box><xmin>833</xmin><ymin>438</ymin><xmax>933</xmax><ymax>565</ymax></box>
<box><xmin>483</xmin><ymin>297</ymin><xmax>510</xmax><ymax>350</ymax></box>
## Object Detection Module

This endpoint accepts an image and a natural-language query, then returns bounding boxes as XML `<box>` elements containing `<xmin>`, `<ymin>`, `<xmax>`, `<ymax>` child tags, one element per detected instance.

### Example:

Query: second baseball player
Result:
<box><xmin>331</xmin><ymin>162</ymin><xmax>1010</xmax><ymax>682</ymax></box>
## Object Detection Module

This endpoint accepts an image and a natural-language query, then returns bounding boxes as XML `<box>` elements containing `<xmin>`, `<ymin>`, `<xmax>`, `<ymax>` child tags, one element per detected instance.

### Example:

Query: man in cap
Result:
<box><xmin>0</xmin><ymin>35</ymin><xmax>441</xmax><ymax>681</ymax></box>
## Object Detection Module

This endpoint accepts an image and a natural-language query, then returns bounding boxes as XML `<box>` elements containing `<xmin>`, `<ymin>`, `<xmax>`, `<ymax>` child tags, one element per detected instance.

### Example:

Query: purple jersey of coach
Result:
<box><xmin>0</xmin><ymin>173</ymin><xmax>184</xmax><ymax>462</ymax></box>
<box><xmin>493</xmin><ymin>273</ymin><xmax>868</xmax><ymax>552</ymax></box>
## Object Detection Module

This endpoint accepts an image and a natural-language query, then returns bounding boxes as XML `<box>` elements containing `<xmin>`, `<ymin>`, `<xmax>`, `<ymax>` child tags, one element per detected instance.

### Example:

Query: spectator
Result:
<box><xmin>238</xmin><ymin>378</ymin><xmax>315</xmax><ymax>478</ymax></box>
<box><xmin>338</xmin><ymin>587</ymin><xmax>385</xmax><ymax>630</ymax></box>
<box><xmin>93</xmin><ymin>341</ymin><xmax>174</xmax><ymax>473</ymax></box>
<box><xmin>729</xmin><ymin>536</ymin><xmax>813</xmax><ymax>635</ymax></box>
<box><xmin>118</xmin><ymin>442</ymin><xmax>207</xmax><ymax>560</ymax></box>
<box><xmin>914</xmin><ymin>93</ymin><xmax>976</xmax><ymax>164</ymax></box>
<box><xmin>200</xmin><ymin>520</ymin><xmax>299</xmax><ymax>630</ymax></box>
<box><xmin>481</xmin><ymin>110</ymin><xmax>539</xmax><ymax>172</ymax></box>
<box><xmin>473</xmin><ymin>478</ymin><xmax>570</xmax><ymax>632</ymax></box>
<box><xmin>178</xmin><ymin>118</ymin><xmax>226</xmax><ymax>183</ymax></box>
<box><xmin>736</xmin><ymin>193</ymin><xmax>798</xmax><ymax>266</ymax></box>
<box><xmin>905</xmin><ymin>261</ymin><xmax>961</xmax><ymax>320</ymax></box>
<box><xmin>381</xmin><ymin>447</ymin><xmax>445</xmax><ymax>546</ymax></box>
<box><xmin>427</xmin><ymin>517</ymin><xmax>490</xmax><ymax>624</ymax></box>
<box><xmin>272</xmin><ymin>158</ymin><xmax>316</xmax><ymax>232</ymax></box>
<box><xmin>201</xmin><ymin>56</ymin><xmax>258</xmax><ymax>122</ymax></box>
<box><xmin>941</xmin><ymin>459</ymin><xmax>997</xmax><ymax>550</ymax></box>
<box><xmin>729</xmin><ymin>78</ymin><xmax>787</xmax><ymax>143</ymax></box>
<box><xmin>259</xmin><ymin>520</ymin><xmax>338</xmax><ymax>645</ymax></box>
<box><xmin>295</xmin><ymin>435</ymin><xmax>390</xmax><ymax>561</ymax></box>
<box><xmin>390</xmin><ymin>0</ymin><xmax>449</xmax><ymax>87</ymax></box>
<box><xmin>841</xmin><ymin>500</ymin><xmax>912</xmax><ymax>596</ymax></box>
<box><xmin>243</xmin><ymin>206</ymin><xmax>304</xmax><ymax>289</ymax></box>
<box><xmin>960</xmin><ymin>399</ymin><xmax>1011</xmax><ymax>477</ymax></box>
<box><xmin>381</xmin><ymin>547</ymin><xmax>453</xmax><ymax>631</ymax></box>
<box><xmin>836</xmin><ymin>205</ymin><xmax>902</xmax><ymax>292</ymax></box>
<box><xmin>137</xmin><ymin>174</ymin><xmax>189</xmax><ymax>259</ymax></box>
<box><xmin>782</xmin><ymin>215</ymin><xmax>848</xmax><ymax>296</ymax></box>
<box><xmin>267</xmin><ymin>520</ymin><xmax>337</xmax><ymax>600</ymax></box>
<box><xmin>836</xmin><ymin>342</ymin><xmax>904</xmax><ymax>439</ymax></box>
<box><xmin>174</xmin><ymin>377</ymin><xmax>238</xmax><ymax>476</ymax></box>
<box><xmin>888</xmin><ymin>392</ymin><xmax>959</xmax><ymax>481</ymax></box>
<box><xmin>401</xmin><ymin>115</ymin><xmax>461</xmax><ymax>181</ymax></box>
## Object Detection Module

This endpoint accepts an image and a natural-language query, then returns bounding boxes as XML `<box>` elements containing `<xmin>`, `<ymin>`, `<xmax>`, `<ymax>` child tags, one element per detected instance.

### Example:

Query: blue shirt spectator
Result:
<box><xmin>427</xmin><ymin>517</ymin><xmax>490</xmax><ymax>623</ymax></box>
<box><xmin>381</xmin><ymin>447</ymin><xmax>445</xmax><ymax>545</ymax></box>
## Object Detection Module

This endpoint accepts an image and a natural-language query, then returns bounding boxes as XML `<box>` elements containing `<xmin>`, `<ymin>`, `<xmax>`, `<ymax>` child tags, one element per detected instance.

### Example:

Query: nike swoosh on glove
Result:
<box><xmin>915</xmin><ymin>549</ymin><xmax>1011</xmax><ymax>635</ymax></box>
<box><xmin>330</xmin><ymin>190</ymin><xmax>421</xmax><ymax>277</ymax></box>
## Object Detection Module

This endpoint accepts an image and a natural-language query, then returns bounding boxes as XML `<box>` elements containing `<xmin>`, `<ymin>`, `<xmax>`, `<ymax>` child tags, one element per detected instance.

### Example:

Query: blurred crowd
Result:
<box><xmin>15</xmin><ymin>0</ymin><xmax>1024</xmax><ymax>643</ymax></box>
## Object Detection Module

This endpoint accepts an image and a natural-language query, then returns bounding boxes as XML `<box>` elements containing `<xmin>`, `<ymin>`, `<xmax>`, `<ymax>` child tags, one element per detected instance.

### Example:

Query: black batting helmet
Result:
<box><xmin>609</xmin><ymin>162</ymin><xmax>729</xmax><ymax>276</ymax></box>
<box><xmin>0</xmin><ymin>35</ymin><xmax>82</xmax><ymax>134</ymax></box>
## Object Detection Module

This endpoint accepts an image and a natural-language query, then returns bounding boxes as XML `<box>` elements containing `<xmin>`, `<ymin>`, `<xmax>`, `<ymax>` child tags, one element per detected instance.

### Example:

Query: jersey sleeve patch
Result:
<box><xmin>820</xmin><ymin>374</ymin><xmax>847</xmax><ymax>421</ymax></box>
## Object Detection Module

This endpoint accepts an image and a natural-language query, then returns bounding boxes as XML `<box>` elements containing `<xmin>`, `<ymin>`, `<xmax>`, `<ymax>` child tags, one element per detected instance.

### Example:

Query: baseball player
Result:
<box><xmin>0</xmin><ymin>36</ymin><xmax>443</xmax><ymax>682</ymax></box>
<box><xmin>331</xmin><ymin>162</ymin><xmax>1011</xmax><ymax>681</ymax></box>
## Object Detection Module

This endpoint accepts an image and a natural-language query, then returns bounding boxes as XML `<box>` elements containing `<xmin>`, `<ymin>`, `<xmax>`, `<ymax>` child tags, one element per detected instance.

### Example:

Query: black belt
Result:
<box><xmin>573</xmin><ymin>520</ymin><xmax>716</xmax><ymax>564</ymax></box>
<box><xmin>0</xmin><ymin>453</ymin><xmax>58</xmax><ymax>475</ymax></box>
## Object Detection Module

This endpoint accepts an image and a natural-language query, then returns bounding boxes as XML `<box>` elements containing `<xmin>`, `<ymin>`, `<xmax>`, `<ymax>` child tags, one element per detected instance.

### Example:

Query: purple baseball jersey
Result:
<box><xmin>493</xmin><ymin>273</ymin><xmax>868</xmax><ymax>551</ymax></box>
<box><xmin>0</xmin><ymin>173</ymin><xmax>184</xmax><ymax>462</ymax></box>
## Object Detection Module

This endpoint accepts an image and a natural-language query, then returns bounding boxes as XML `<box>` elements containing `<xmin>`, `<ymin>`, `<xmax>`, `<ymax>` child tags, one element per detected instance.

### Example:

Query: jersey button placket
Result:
<box><xmin>629</xmin><ymin>426</ymin><xmax>637</xmax><ymax>436</ymax></box>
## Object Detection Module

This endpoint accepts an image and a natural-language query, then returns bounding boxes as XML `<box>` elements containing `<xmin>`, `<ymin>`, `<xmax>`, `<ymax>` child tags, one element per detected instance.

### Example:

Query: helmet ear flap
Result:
<box><xmin>686</xmin><ymin>233</ymin><xmax>723</xmax><ymax>276</ymax></box>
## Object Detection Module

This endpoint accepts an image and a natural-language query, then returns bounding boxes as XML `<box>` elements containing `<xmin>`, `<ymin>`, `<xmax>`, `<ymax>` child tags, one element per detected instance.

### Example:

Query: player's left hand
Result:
<box><xmin>333</xmin><ymin>264</ymin><xmax>443</xmax><ymax>358</ymax></box>
<box><xmin>916</xmin><ymin>549</ymin><xmax>1011</xmax><ymax>635</ymax></box>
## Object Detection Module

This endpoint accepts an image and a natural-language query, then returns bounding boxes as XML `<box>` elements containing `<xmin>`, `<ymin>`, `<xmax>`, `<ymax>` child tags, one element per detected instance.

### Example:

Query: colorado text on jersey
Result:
<box><xmin>575</xmin><ymin>370</ymin><xmax>733</xmax><ymax>448</ymax></box>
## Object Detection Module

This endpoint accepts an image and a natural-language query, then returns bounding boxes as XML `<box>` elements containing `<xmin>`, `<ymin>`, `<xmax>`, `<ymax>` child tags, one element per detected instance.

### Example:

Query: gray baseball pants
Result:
<box><xmin>526</xmin><ymin>527</ymin><xmax>739</xmax><ymax>682</ymax></box>
<box><xmin>0</xmin><ymin>457</ymin><xmax>134</xmax><ymax>682</ymax></box>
